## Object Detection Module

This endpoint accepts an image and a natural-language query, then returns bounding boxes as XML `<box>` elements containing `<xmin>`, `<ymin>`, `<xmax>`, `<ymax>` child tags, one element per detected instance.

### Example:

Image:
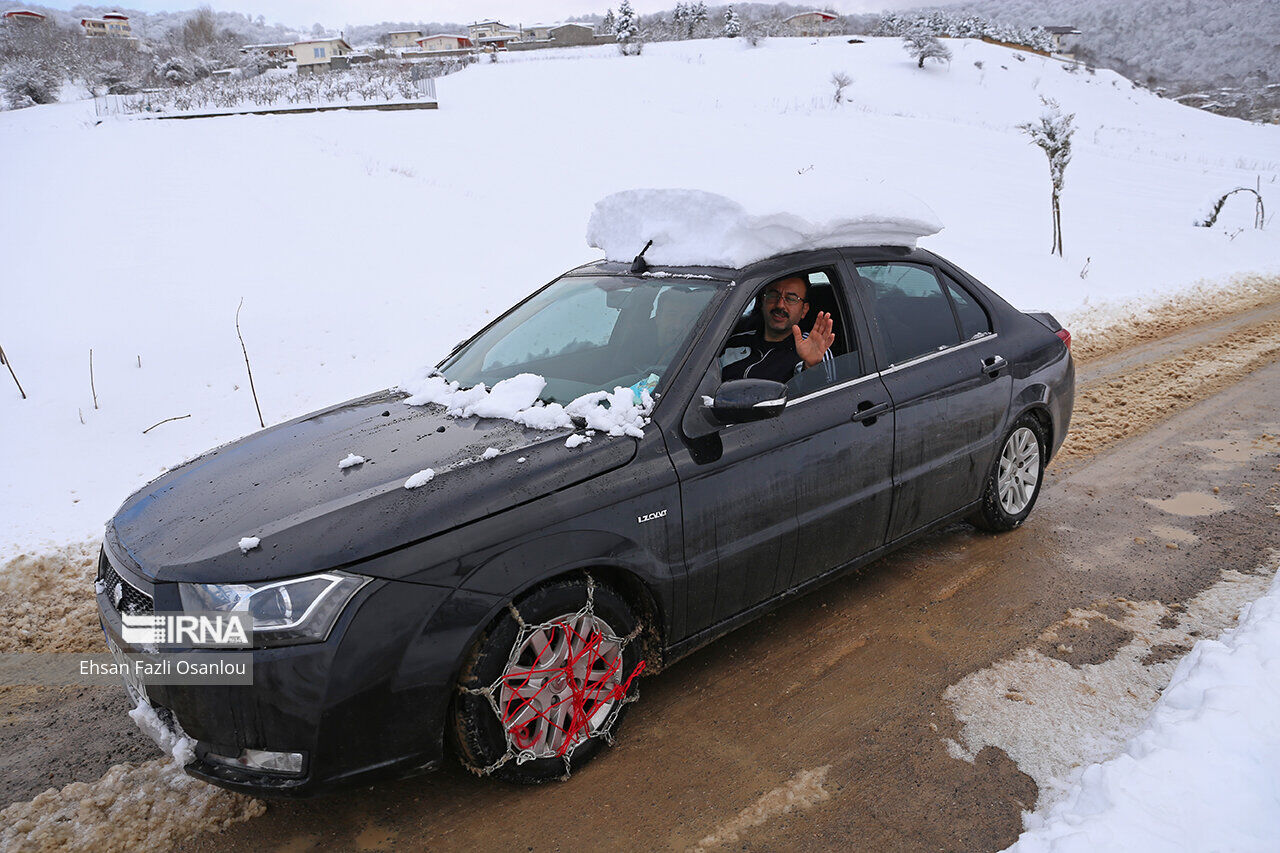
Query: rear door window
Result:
<box><xmin>856</xmin><ymin>263</ymin><xmax>960</xmax><ymax>366</ymax></box>
<box><xmin>940</xmin><ymin>272</ymin><xmax>992</xmax><ymax>341</ymax></box>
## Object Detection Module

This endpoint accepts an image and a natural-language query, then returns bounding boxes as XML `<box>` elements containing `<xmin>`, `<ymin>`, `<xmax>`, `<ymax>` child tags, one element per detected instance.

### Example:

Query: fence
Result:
<box><xmin>93</xmin><ymin>66</ymin><xmax>442</xmax><ymax>118</ymax></box>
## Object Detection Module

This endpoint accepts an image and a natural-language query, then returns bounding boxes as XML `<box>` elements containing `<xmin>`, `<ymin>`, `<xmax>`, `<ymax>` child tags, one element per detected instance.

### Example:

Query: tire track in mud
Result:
<box><xmin>1</xmin><ymin>277</ymin><xmax>1278</xmax><ymax>852</ymax></box>
<box><xmin>1060</xmin><ymin>276</ymin><xmax>1280</xmax><ymax>462</ymax></box>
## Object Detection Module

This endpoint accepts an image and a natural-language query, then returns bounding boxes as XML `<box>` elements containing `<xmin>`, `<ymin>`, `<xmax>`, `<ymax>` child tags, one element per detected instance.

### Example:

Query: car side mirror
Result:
<box><xmin>711</xmin><ymin>379</ymin><xmax>788</xmax><ymax>423</ymax></box>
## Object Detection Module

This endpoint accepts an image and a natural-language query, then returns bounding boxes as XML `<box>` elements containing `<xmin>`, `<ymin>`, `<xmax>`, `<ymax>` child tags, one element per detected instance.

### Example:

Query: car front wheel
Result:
<box><xmin>451</xmin><ymin>575</ymin><xmax>645</xmax><ymax>783</ymax></box>
<box><xmin>970</xmin><ymin>414</ymin><xmax>1048</xmax><ymax>532</ymax></box>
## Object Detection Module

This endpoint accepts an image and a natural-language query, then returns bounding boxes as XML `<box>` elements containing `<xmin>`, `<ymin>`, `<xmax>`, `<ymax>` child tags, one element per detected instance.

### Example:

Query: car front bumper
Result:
<box><xmin>95</xmin><ymin>551</ymin><xmax>468</xmax><ymax>798</ymax></box>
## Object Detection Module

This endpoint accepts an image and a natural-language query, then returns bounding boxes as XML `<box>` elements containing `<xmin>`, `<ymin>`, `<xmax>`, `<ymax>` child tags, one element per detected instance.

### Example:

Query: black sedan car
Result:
<box><xmin>96</xmin><ymin>243</ymin><xmax>1072</xmax><ymax>795</ymax></box>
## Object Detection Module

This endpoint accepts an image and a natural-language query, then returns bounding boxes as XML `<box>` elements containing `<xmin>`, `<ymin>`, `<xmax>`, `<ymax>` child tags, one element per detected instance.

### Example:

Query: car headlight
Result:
<box><xmin>178</xmin><ymin>571</ymin><xmax>370</xmax><ymax>647</ymax></box>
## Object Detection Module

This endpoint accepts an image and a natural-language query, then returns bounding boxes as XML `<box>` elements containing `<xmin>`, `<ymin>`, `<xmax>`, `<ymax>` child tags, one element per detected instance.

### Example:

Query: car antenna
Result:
<box><xmin>630</xmin><ymin>240</ymin><xmax>654</xmax><ymax>274</ymax></box>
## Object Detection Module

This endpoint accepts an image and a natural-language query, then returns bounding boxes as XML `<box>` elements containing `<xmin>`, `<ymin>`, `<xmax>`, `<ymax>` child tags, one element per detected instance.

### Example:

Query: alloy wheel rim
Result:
<box><xmin>497</xmin><ymin>611</ymin><xmax>623</xmax><ymax>759</ymax></box>
<box><xmin>997</xmin><ymin>427</ymin><xmax>1040</xmax><ymax>515</ymax></box>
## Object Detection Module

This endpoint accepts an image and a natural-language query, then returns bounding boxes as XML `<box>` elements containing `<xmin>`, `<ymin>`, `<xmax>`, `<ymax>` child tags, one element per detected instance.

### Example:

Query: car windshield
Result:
<box><xmin>439</xmin><ymin>275</ymin><xmax>720</xmax><ymax>404</ymax></box>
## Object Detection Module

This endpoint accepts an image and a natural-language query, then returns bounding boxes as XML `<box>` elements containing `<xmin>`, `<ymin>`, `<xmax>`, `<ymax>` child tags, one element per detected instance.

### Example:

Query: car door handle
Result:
<box><xmin>981</xmin><ymin>355</ymin><xmax>1008</xmax><ymax>377</ymax></box>
<box><xmin>851</xmin><ymin>400</ymin><xmax>891</xmax><ymax>424</ymax></box>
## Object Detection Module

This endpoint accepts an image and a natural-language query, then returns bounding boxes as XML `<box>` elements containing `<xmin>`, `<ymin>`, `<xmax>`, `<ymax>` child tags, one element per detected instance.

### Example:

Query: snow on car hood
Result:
<box><xmin>586</xmin><ymin>185</ymin><xmax>944</xmax><ymax>268</ymax></box>
<box><xmin>397</xmin><ymin>370</ymin><xmax>651</xmax><ymax>438</ymax></box>
<box><xmin>109</xmin><ymin>389</ymin><xmax>637</xmax><ymax>584</ymax></box>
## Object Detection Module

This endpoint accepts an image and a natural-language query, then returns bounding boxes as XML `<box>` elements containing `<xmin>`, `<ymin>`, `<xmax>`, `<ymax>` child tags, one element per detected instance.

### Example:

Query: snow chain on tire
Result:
<box><xmin>458</xmin><ymin>574</ymin><xmax>646</xmax><ymax>780</ymax></box>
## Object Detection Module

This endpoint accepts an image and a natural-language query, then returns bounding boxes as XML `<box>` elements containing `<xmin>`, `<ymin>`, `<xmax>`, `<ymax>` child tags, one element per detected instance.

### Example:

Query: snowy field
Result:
<box><xmin>1</xmin><ymin>36</ymin><xmax>1277</xmax><ymax>555</ymax></box>
<box><xmin>2</xmin><ymin>34</ymin><xmax>1279</xmax><ymax>850</ymax></box>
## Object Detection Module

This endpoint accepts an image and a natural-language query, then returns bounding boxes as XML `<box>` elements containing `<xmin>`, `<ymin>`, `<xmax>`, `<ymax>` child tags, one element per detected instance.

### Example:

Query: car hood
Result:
<box><xmin>109</xmin><ymin>390</ymin><xmax>637</xmax><ymax>584</ymax></box>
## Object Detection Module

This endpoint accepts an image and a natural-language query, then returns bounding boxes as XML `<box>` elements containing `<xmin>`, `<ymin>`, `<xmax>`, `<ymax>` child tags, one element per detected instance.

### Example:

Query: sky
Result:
<box><xmin>27</xmin><ymin>0</ymin><xmax>957</xmax><ymax>28</ymax></box>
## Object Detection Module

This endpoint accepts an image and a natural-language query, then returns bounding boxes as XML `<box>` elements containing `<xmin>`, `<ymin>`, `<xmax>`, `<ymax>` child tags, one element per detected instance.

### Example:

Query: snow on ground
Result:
<box><xmin>0</xmin><ymin>757</ymin><xmax>263</xmax><ymax>851</ymax></box>
<box><xmin>945</xmin><ymin>563</ymin><xmax>1277</xmax><ymax>809</ymax></box>
<box><xmin>1004</xmin><ymin>559</ymin><xmax>1280</xmax><ymax>852</ymax></box>
<box><xmin>1</xmin><ymin>36</ymin><xmax>1277</xmax><ymax>555</ymax></box>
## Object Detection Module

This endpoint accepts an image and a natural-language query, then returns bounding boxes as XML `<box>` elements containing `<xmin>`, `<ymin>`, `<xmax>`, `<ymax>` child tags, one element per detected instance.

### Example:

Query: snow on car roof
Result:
<box><xmin>586</xmin><ymin>186</ymin><xmax>943</xmax><ymax>269</ymax></box>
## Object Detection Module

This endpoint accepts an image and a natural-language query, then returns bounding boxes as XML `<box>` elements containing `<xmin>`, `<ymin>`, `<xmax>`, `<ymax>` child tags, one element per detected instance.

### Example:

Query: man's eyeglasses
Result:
<box><xmin>762</xmin><ymin>290</ymin><xmax>806</xmax><ymax>306</ymax></box>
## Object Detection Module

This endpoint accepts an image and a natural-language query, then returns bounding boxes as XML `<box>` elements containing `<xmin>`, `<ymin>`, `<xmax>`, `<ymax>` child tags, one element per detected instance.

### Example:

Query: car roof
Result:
<box><xmin>564</xmin><ymin>260</ymin><xmax>739</xmax><ymax>282</ymax></box>
<box><xmin>565</xmin><ymin>246</ymin><xmax>937</xmax><ymax>283</ymax></box>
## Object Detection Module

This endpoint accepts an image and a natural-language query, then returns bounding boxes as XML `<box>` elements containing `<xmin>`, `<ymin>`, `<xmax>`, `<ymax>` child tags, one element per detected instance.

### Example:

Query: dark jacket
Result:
<box><xmin>720</xmin><ymin>329</ymin><xmax>835</xmax><ymax>384</ymax></box>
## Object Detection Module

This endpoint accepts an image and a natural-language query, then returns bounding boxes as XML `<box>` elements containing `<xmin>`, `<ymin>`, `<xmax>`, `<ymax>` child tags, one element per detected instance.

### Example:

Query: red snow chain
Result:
<box><xmin>500</xmin><ymin>617</ymin><xmax>646</xmax><ymax>757</ymax></box>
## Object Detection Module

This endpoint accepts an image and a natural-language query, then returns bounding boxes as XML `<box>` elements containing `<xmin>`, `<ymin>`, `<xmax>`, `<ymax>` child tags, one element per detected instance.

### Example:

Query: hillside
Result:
<box><xmin>934</xmin><ymin>0</ymin><xmax>1280</xmax><ymax>118</ymax></box>
<box><xmin>0</xmin><ymin>35</ymin><xmax>1277</xmax><ymax>554</ymax></box>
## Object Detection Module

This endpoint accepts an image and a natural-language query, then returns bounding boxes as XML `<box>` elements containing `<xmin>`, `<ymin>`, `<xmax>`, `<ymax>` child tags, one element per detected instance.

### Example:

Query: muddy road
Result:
<box><xmin>3</xmin><ymin>286</ymin><xmax>1279</xmax><ymax>853</ymax></box>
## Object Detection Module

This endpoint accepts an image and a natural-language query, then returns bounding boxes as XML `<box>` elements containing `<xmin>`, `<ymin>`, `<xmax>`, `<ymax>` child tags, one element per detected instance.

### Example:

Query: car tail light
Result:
<box><xmin>1056</xmin><ymin>329</ymin><xmax>1072</xmax><ymax>350</ymax></box>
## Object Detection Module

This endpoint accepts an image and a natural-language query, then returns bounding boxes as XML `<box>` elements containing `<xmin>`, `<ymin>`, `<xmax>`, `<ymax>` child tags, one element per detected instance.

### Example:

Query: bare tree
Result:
<box><xmin>1019</xmin><ymin>98</ymin><xmax>1076</xmax><ymax>256</ymax></box>
<box><xmin>902</xmin><ymin>31</ymin><xmax>951</xmax><ymax>69</ymax></box>
<box><xmin>236</xmin><ymin>298</ymin><xmax>265</xmax><ymax>429</ymax></box>
<box><xmin>831</xmin><ymin>71</ymin><xmax>852</xmax><ymax>104</ymax></box>
<box><xmin>0</xmin><ymin>344</ymin><xmax>26</xmax><ymax>399</ymax></box>
<box><xmin>1196</xmin><ymin>182</ymin><xmax>1265</xmax><ymax>230</ymax></box>
<box><xmin>181</xmin><ymin>6</ymin><xmax>219</xmax><ymax>51</ymax></box>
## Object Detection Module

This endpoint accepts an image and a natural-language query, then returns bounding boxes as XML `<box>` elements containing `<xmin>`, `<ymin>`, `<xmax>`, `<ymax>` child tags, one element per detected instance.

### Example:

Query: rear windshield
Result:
<box><xmin>438</xmin><ymin>276</ymin><xmax>720</xmax><ymax>403</ymax></box>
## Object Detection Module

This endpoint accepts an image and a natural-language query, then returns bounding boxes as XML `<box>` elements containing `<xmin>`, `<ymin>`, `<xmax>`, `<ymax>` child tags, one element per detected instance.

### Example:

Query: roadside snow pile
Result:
<box><xmin>0</xmin><ymin>542</ymin><xmax>103</xmax><ymax>654</ymax></box>
<box><xmin>399</xmin><ymin>372</ymin><xmax>652</xmax><ymax>439</ymax></box>
<box><xmin>586</xmin><ymin>186</ymin><xmax>943</xmax><ymax>268</ymax></box>
<box><xmin>0</xmin><ymin>757</ymin><xmax>264</xmax><ymax>852</ymax></box>
<box><xmin>1005</xmin><ymin>564</ymin><xmax>1280</xmax><ymax>853</ymax></box>
<box><xmin>946</xmin><ymin>567</ymin><xmax>1274</xmax><ymax>810</ymax></box>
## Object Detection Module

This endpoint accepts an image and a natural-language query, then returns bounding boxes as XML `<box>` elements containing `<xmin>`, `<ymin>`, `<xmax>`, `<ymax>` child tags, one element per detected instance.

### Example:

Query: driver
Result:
<box><xmin>720</xmin><ymin>276</ymin><xmax>835</xmax><ymax>384</ymax></box>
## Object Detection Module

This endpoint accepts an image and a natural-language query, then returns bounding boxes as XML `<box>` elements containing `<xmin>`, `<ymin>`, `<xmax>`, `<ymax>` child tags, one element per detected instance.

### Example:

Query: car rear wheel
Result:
<box><xmin>451</xmin><ymin>575</ymin><xmax>644</xmax><ymax>783</ymax></box>
<box><xmin>970</xmin><ymin>414</ymin><xmax>1048</xmax><ymax>532</ymax></box>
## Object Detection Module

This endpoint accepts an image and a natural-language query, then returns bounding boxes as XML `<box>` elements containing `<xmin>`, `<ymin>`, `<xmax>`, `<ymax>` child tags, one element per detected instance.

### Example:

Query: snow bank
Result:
<box><xmin>399</xmin><ymin>372</ymin><xmax>652</xmax><ymax>438</ymax></box>
<box><xmin>586</xmin><ymin>186</ymin><xmax>943</xmax><ymax>268</ymax></box>
<box><xmin>1006</xmin><ymin>564</ymin><xmax>1280</xmax><ymax>853</ymax></box>
<box><xmin>0</xmin><ymin>542</ymin><xmax>103</xmax><ymax>654</ymax></box>
<box><xmin>0</xmin><ymin>757</ymin><xmax>264</xmax><ymax>852</ymax></box>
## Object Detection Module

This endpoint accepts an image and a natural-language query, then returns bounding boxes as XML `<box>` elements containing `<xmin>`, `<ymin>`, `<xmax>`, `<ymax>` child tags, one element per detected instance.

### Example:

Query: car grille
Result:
<box><xmin>97</xmin><ymin>549</ymin><xmax>153</xmax><ymax>616</ymax></box>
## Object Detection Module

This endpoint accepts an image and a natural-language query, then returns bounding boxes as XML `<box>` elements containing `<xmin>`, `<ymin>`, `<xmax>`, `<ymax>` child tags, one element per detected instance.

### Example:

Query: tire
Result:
<box><xmin>969</xmin><ymin>413</ymin><xmax>1048</xmax><ymax>533</ymax></box>
<box><xmin>451</xmin><ymin>575</ymin><xmax>643</xmax><ymax>783</ymax></box>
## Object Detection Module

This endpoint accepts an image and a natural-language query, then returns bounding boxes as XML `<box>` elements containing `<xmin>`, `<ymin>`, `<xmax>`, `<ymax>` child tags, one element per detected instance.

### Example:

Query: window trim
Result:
<box><xmin>878</xmin><ymin>332</ymin><xmax>998</xmax><ymax>376</ymax></box>
<box><xmin>785</xmin><ymin>331</ymin><xmax>999</xmax><ymax>407</ymax></box>
<box><xmin>784</xmin><ymin>372</ymin><xmax>879</xmax><ymax>407</ymax></box>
